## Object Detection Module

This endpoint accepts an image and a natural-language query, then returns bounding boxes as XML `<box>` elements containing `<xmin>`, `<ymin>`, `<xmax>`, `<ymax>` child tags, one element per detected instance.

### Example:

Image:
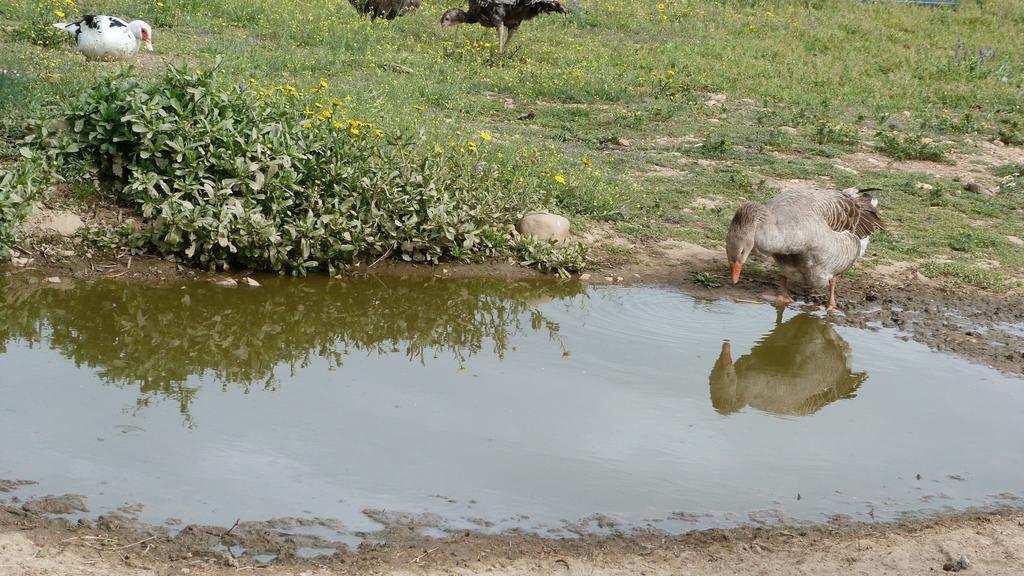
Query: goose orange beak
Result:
<box><xmin>730</xmin><ymin>262</ymin><xmax>742</xmax><ymax>284</ymax></box>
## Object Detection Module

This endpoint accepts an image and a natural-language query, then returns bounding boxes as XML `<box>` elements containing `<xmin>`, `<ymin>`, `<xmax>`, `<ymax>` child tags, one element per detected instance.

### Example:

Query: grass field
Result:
<box><xmin>2</xmin><ymin>0</ymin><xmax>1023</xmax><ymax>286</ymax></box>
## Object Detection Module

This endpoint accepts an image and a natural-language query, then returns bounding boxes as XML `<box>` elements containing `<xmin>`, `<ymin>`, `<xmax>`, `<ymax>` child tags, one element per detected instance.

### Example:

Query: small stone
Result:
<box><xmin>1006</xmin><ymin>236</ymin><xmax>1024</xmax><ymax>247</ymax></box>
<box><xmin>33</xmin><ymin>211</ymin><xmax>85</xmax><ymax>236</ymax></box>
<box><xmin>993</xmin><ymin>139</ymin><xmax>1006</xmax><ymax>147</ymax></box>
<box><xmin>709</xmin><ymin>93</ymin><xmax>727</xmax><ymax>103</ymax></box>
<box><xmin>241</xmin><ymin>277</ymin><xmax>260</xmax><ymax>288</ymax></box>
<box><xmin>616</xmin><ymin>138</ymin><xmax>631</xmax><ymax>147</ymax></box>
<box><xmin>11</xmin><ymin>257</ymin><xmax>32</xmax><ymax>267</ymax></box>
<box><xmin>833</xmin><ymin>164</ymin><xmax>858</xmax><ymax>175</ymax></box>
<box><xmin>603</xmin><ymin>276</ymin><xmax>614</xmax><ymax>282</ymax></box>
<box><xmin>516</xmin><ymin>211</ymin><xmax>570</xmax><ymax>244</ymax></box>
<box><xmin>779</xmin><ymin>126</ymin><xmax>798</xmax><ymax>135</ymax></box>
<box><xmin>704</xmin><ymin>99</ymin><xmax>721</xmax><ymax>107</ymax></box>
<box><xmin>214</xmin><ymin>277</ymin><xmax>238</xmax><ymax>287</ymax></box>
<box><xmin>578</xmin><ymin>273</ymin><xmax>591</xmax><ymax>281</ymax></box>
<box><xmin>914</xmin><ymin>182</ymin><xmax>934</xmax><ymax>191</ymax></box>
<box><xmin>942</xmin><ymin>555</ymin><xmax>970</xmax><ymax>572</ymax></box>
<box><xmin>44</xmin><ymin>276</ymin><xmax>61</xmax><ymax>284</ymax></box>
<box><xmin>965</xmin><ymin>181</ymin><xmax>993</xmax><ymax>197</ymax></box>
<box><xmin>59</xmin><ymin>250</ymin><xmax>75</xmax><ymax>257</ymax></box>
<box><xmin>616</xmin><ymin>276</ymin><xmax>624</xmax><ymax>282</ymax></box>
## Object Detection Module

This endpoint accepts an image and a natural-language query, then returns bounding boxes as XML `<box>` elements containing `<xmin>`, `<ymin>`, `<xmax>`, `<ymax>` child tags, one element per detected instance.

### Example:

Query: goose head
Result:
<box><xmin>128</xmin><ymin>20</ymin><xmax>154</xmax><ymax>51</ymax></box>
<box><xmin>726</xmin><ymin>203</ymin><xmax>763</xmax><ymax>284</ymax></box>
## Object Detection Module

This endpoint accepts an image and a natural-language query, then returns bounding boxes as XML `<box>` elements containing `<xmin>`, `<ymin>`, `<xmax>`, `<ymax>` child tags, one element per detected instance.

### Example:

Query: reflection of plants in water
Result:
<box><xmin>0</xmin><ymin>277</ymin><xmax>583</xmax><ymax>421</ymax></box>
<box><xmin>709</xmin><ymin>314</ymin><xmax>867</xmax><ymax>417</ymax></box>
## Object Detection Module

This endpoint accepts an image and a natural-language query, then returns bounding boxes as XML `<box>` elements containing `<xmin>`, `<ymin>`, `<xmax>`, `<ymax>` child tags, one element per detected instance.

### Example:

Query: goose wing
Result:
<box><xmin>814</xmin><ymin>188</ymin><xmax>884</xmax><ymax>239</ymax></box>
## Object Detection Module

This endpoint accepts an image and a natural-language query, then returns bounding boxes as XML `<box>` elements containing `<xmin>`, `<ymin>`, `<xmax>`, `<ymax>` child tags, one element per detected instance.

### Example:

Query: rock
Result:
<box><xmin>993</xmin><ymin>139</ymin><xmax>1006</xmax><ymax>147</ymax></box>
<box><xmin>779</xmin><ymin>126</ymin><xmax>798</xmax><ymax>135</ymax></box>
<box><xmin>885</xmin><ymin>110</ymin><xmax>912</xmax><ymax>127</ymax></box>
<box><xmin>578</xmin><ymin>273</ymin><xmax>591</xmax><ymax>281</ymax></box>
<box><xmin>914</xmin><ymin>182</ymin><xmax>934</xmax><ymax>191</ymax></box>
<box><xmin>11</xmin><ymin>257</ymin><xmax>32</xmax><ymax>267</ymax></box>
<box><xmin>603</xmin><ymin>276</ymin><xmax>613</xmax><ymax>282</ymax></box>
<box><xmin>943</xmin><ymin>555</ymin><xmax>970</xmax><ymax>572</ymax></box>
<box><xmin>22</xmin><ymin>494</ymin><xmax>88</xmax><ymax>515</ymax></box>
<box><xmin>33</xmin><ymin>211</ymin><xmax>84</xmax><ymax>237</ymax></box>
<box><xmin>965</xmin><ymin>181</ymin><xmax>994</xmax><ymax>197</ymax></box>
<box><xmin>616</xmin><ymin>276</ymin><xmax>624</xmax><ymax>282</ymax></box>
<box><xmin>833</xmin><ymin>164</ymin><xmax>858</xmax><ymax>175</ymax></box>
<box><xmin>709</xmin><ymin>93</ymin><xmax>727</xmax><ymax>103</ymax></box>
<box><xmin>616</xmin><ymin>138</ymin><xmax>631</xmax><ymax>147</ymax></box>
<box><xmin>704</xmin><ymin>99</ymin><xmax>722</xmax><ymax>107</ymax></box>
<box><xmin>44</xmin><ymin>276</ymin><xmax>61</xmax><ymax>284</ymax></box>
<box><xmin>213</xmin><ymin>277</ymin><xmax>238</xmax><ymax>287</ymax></box>
<box><xmin>241</xmin><ymin>277</ymin><xmax>261</xmax><ymax>288</ymax></box>
<box><xmin>1007</xmin><ymin>236</ymin><xmax>1024</xmax><ymax>247</ymax></box>
<box><xmin>515</xmin><ymin>212</ymin><xmax>570</xmax><ymax>244</ymax></box>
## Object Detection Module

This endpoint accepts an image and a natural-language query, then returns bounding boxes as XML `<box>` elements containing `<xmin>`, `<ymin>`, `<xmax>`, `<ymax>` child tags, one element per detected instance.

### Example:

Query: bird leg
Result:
<box><xmin>504</xmin><ymin>26</ymin><xmax>517</xmax><ymax>51</ymax></box>
<box><xmin>775</xmin><ymin>277</ymin><xmax>795</xmax><ymax>309</ymax></box>
<box><xmin>497</xmin><ymin>24</ymin><xmax>506</xmax><ymax>53</ymax></box>
<box><xmin>826</xmin><ymin>277</ymin><xmax>839</xmax><ymax>313</ymax></box>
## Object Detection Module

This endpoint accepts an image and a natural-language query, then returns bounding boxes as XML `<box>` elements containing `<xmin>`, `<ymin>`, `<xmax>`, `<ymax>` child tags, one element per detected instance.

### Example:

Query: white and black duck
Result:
<box><xmin>53</xmin><ymin>14</ymin><xmax>153</xmax><ymax>61</ymax></box>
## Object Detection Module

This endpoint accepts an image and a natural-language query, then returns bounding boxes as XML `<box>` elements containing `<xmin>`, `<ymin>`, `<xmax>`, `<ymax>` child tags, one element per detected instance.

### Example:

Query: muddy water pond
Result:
<box><xmin>1</xmin><ymin>276</ymin><xmax>1022</xmax><ymax>541</ymax></box>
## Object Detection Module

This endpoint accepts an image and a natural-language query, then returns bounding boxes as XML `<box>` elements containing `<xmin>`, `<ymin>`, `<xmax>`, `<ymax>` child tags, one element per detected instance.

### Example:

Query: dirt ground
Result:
<box><xmin>2</xmin><ymin>501</ymin><xmax>1023</xmax><ymax>576</ymax></box>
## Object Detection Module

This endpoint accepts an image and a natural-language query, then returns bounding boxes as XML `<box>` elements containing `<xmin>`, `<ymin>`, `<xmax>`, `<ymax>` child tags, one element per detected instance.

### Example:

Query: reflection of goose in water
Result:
<box><xmin>709</xmin><ymin>314</ymin><xmax>867</xmax><ymax>416</ymax></box>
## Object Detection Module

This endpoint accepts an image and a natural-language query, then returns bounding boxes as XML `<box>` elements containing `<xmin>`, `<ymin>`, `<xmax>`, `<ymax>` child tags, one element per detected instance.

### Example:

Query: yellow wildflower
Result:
<box><xmin>555</xmin><ymin>175</ymin><xmax>567</xmax><ymax>185</ymax></box>
<box><xmin>480</xmin><ymin>131</ymin><xmax>493</xmax><ymax>141</ymax></box>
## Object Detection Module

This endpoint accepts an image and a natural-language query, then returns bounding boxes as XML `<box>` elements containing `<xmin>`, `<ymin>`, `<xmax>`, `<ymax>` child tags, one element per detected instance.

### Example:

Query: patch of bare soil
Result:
<box><xmin>839</xmin><ymin>140</ymin><xmax>1024</xmax><ymax>192</ymax></box>
<box><xmin>1</xmin><ymin>502</ymin><xmax>1022</xmax><ymax>576</ymax></box>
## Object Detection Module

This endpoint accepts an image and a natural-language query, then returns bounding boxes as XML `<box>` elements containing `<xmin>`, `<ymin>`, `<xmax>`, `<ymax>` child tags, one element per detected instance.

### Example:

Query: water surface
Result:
<box><xmin>0</xmin><ymin>276</ymin><xmax>1021</xmax><ymax>538</ymax></box>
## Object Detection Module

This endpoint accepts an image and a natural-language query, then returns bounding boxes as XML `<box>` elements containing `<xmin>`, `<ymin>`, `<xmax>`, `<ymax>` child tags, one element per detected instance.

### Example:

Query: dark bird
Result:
<box><xmin>348</xmin><ymin>0</ymin><xmax>420</xmax><ymax>20</ymax></box>
<box><xmin>708</xmin><ymin>314</ymin><xmax>867</xmax><ymax>417</ymax></box>
<box><xmin>441</xmin><ymin>0</ymin><xmax>566</xmax><ymax>53</ymax></box>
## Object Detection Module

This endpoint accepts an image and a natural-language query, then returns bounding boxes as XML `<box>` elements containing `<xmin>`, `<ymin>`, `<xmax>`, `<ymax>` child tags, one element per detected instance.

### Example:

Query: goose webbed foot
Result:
<box><xmin>775</xmin><ymin>277</ymin><xmax>795</xmax><ymax>309</ymax></box>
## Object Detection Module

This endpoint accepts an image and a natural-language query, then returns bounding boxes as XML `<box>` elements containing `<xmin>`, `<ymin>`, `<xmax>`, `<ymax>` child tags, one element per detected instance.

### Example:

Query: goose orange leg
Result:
<box><xmin>775</xmin><ymin>277</ymin><xmax>795</xmax><ymax>309</ymax></box>
<box><xmin>826</xmin><ymin>277</ymin><xmax>839</xmax><ymax>313</ymax></box>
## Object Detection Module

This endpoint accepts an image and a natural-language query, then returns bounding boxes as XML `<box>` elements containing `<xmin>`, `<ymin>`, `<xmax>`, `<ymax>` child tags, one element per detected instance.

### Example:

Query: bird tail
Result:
<box><xmin>52</xmin><ymin>22</ymin><xmax>76</xmax><ymax>33</ymax></box>
<box><xmin>851</xmin><ymin>188</ymin><xmax>884</xmax><ymax>236</ymax></box>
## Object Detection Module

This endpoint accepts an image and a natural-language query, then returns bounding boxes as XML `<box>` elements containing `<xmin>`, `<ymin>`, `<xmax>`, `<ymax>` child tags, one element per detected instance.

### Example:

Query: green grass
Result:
<box><xmin>1</xmin><ymin>0</ymin><xmax>1023</xmax><ymax>285</ymax></box>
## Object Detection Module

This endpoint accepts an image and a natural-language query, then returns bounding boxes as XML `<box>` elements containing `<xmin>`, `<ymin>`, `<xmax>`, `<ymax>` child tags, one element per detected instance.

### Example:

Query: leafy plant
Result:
<box><xmin>997</xmin><ymin>118</ymin><xmax>1024</xmax><ymax>146</ymax></box>
<box><xmin>511</xmin><ymin>236</ymin><xmax>588</xmax><ymax>278</ymax></box>
<box><xmin>876</xmin><ymin>131</ymin><xmax>947</xmax><ymax>162</ymax></box>
<box><xmin>40</xmin><ymin>64</ymin><xmax>573</xmax><ymax>274</ymax></box>
<box><xmin>814</xmin><ymin>120</ymin><xmax>859</xmax><ymax>146</ymax></box>
<box><xmin>699</xmin><ymin>134</ymin><xmax>731</xmax><ymax>157</ymax></box>
<box><xmin>0</xmin><ymin>158</ymin><xmax>46</xmax><ymax>257</ymax></box>
<box><xmin>691</xmin><ymin>270</ymin><xmax>722</xmax><ymax>288</ymax></box>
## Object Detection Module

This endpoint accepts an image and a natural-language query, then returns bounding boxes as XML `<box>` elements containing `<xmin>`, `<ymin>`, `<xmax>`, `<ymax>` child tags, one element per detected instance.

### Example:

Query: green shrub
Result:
<box><xmin>813</xmin><ymin>120</ymin><xmax>859</xmax><ymax>146</ymax></box>
<box><xmin>0</xmin><ymin>158</ymin><xmax>46</xmax><ymax>256</ymax></box>
<box><xmin>42</xmin><ymin>64</ymin><xmax>573</xmax><ymax>274</ymax></box>
<box><xmin>876</xmin><ymin>131</ymin><xmax>947</xmax><ymax>162</ymax></box>
<box><xmin>512</xmin><ymin>236</ymin><xmax>588</xmax><ymax>278</ymax></box>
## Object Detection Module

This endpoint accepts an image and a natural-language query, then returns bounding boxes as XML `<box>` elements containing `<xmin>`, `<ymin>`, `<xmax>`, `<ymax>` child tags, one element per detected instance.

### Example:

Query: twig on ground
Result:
<box><xmin>409</xmin><ymin>547</ymin><xmax>439</xmax><ymax>564</ymax></box>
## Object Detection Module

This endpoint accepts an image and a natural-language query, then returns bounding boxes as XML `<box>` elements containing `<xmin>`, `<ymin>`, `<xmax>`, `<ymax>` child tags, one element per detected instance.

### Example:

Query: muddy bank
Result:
<box><xmin>2</xmin><ymin>499</ymin><xmax>1023</xmax><ymax>575</ymax></box>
